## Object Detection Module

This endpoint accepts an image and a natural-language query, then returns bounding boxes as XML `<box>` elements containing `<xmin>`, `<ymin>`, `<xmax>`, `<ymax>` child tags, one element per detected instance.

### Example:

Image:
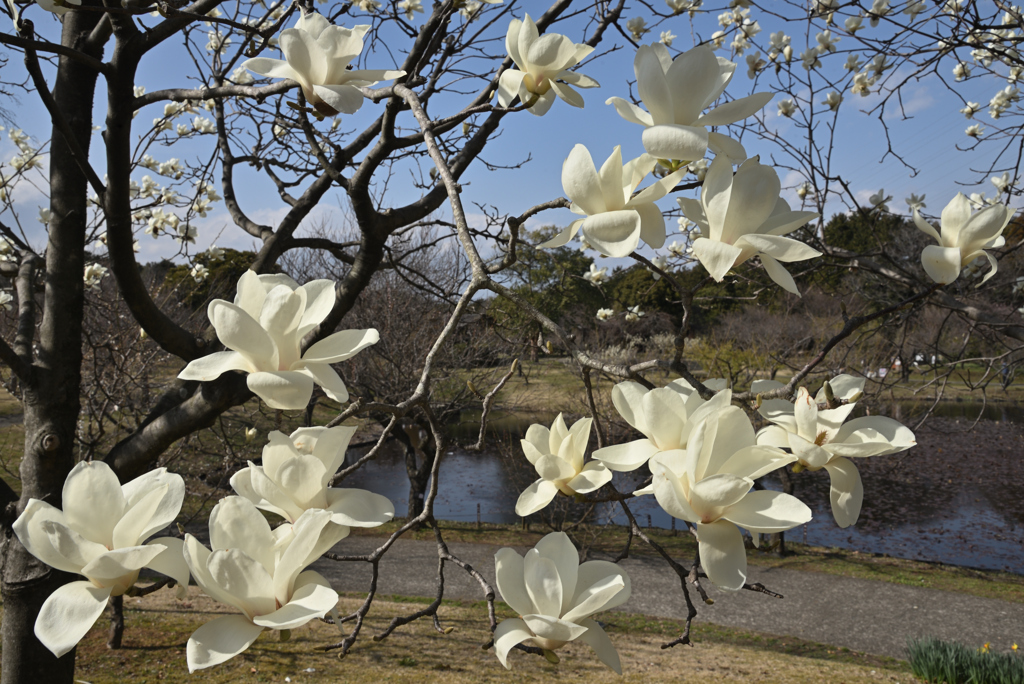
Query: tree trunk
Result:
<box><xmin>0</xmin><ymin>9</ymin><xmax>100</xmax><ymax>684</ymax></box>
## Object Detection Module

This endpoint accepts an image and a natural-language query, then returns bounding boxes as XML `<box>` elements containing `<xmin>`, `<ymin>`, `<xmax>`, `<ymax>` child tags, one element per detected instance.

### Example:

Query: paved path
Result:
<box><xmin>310</xmin><ymin>537</ymin><xmax>1024</xmax><ymax>660</ymax></box>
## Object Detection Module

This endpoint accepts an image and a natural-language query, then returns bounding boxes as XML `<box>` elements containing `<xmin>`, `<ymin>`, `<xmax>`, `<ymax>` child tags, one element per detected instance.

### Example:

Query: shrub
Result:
<box><xmin>907</xmin><ymin>638</ymin><xmax>1024</xmax><ymax>684</ymax></box>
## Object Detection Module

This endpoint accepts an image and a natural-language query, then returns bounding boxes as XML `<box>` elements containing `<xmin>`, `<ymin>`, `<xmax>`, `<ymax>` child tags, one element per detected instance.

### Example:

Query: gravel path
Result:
<box><xmin>310</xmin><ymin>537</ymin><xmax>1024</xmax><ymax>660</ymax></box>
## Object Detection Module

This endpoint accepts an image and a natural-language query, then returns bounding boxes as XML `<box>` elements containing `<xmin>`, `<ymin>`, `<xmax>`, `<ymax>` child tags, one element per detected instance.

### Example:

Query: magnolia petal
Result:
<box><xmin>493</xmin><ymin>617</ymin><xmax>533</xmax><ymax>669</ymax></box>
<box><xmin>306</xmin><ymin>425</ymin><xmax>357</xmax><ymax>476</ymax></box>
<box><xmin>940</xmin><ymin>193</ymin><xmax>972</xmax><ymax>238</ymax></box>
<box><xmin>312</xmin><ymin>84</ymin><xmax>364</xmax><ymax>115</ymax></box>
<box><xmin>62</xmin><ymin>460</ymin><xmax>125</xmax><ymax>548</ymax></box>
<box><xmin>605</xmin><ymin>96</ymin><xmax>653</xmax><ymax>127</ymax></box>
<box><xmin>535</xmin><ymin>531</ymin><xmax>579</xmax><ymax>613</ymax></box>
<box><xmin>303</xmin><ymin>328</ymin><xmax>379</xmax><ymax>364</ymax></box>
<box><xmin>721</xmin><ymin>158</ymin><xmax>782</xmax><ymax>242</ymax></box>
<box><xmin>549</xmin><ymin>80</ymin><xmax>585</xmax><ymax>109</ymax></box>
<box><xmin>524</xmin><ymin>551</ymin><xmax>563</xmax><ymax>618</ymax></box>
<box><xmin>534</xmin><ymin>454</ymin><xmax>575</xmax><ymax>482</ymax></box>
<box><xmin>345</xmin><ymin>68</ymin><xmax>405</xmax><ymax>83</ymax></box>
<box><xmin>760</xmin><ymin>254</ymin><xmax>801</xmax><ymax>295</ymax></box>
<box><xmin>242</xmin><ymin>57</ymin><xmax>299</xmax><ymax>81</ymax></box>
<box><xmin>823</xmin><ymin>457</ymin><xmax>864</xmax><ymax>528</ymax></box>
<box><xmin>760</xmin><ymin>209</ymin><xmax>820</xmax><ymax>237</ymax></box>
<box><xmin>562</xmin><ymin>574</ymin><xmax>625</xmax><ymax>623</ymax></box>
<box><xmin>793</xmin><ymin>388</ymin><xmax>819</xmax><ymax>441</ymax></box>
<box><xmin>630</xmin><ymin>166</ymin><xmax>689</xmax><ymax>206</ymax></box>
<box><xmin>958</xmin><ymin>203</ymin><xmax>1010</xmax><ymax>254</ymax></box>
<box><xmin>250</xmin><ymin>464</ymin><xmax>305</xmax><ymax>522</ymax></box>
<box><xmin>573</xmin><ymin>560</ymin><xmax>631</xmax><ymax>613</ymax></box>
<box><xmin>145</xmin><ymin>537</ymin><xmax>191</xmax><ymax>597</ymax></box>
<box><xmin>815</xmin><ymin>374</ymin><xmax>865</xmax><ymax>403</ymax></box>
<box><xmin>692</xmin><ymin>237</ymin><xmax>743</xmax><ymax>282</ymax></box>
<box><xmin>665</xmin><ymin>45</ymin><xmax>722</xmax><ymax>124</ymax></box>
<box><xmin>561</xmin><ymin>145</ymin><xmax>606</xmax><ymax>215</ymax></box>
<box><xmin>325</xmin><ymin>488</ymin><xmax>395</xmax><ymax>527</ymax></box>
<box><xmin>913</xmin><ymin>209</ymin><xmax>942</xmax><ymax>243</ymax></box>
<box><xmin>273</xmin><ymin>509</ymin><xmax>334</xmax><ymax>606</ymax></box>
<box><xmin>82</xmin><ymin>545</ymin><xmax>163</xmax><ymax>584</ymax></box>
<box><xmin>833</xmin><ymin>416</ymin><xmax>916</xmax><ymax>453</ymax></box>
<box><xmin>186</xmin><ymin>614</ymin><xmax>264</xmax><ymax>672</ymax></box>
<box><xmin>592</xmin><ymin>439</ymin><xmax>659</xmax><ymax>472</ymax></box>
<box><xmin>642</xmin><ymin>388</ymin><xmax>689</xmax><ymax>451</ymax></box>
<box><xmin>677</xmin><ymin>196</ymin><xmax>709</xmax><ymax>233</ymax></box>
<box><xmin>567</xmin><ymin>462</ymin><xmax>612</xmax><ymax>494</ymax></box>
<box><xmin>278</xmin><ymin>26</ymin><xmax>318</xmax><ymax>90</ymax></box>
<box><xmin>718</xmin><ymin>445</ymin><xmax>795</xmax><ymax>480</ymax></box>
<box><xmin>296</xmin><ymin>280</ymin><xmax>336</xmax><ymax>337</ymax></box>
<box><xmin>739</xmin><ymin>234</ymin><xmax>821</xmax><ymax>262</ymax></box>
<box><xmin>690</xmin><ymin>474</ymin><xmax>752</xmax><ymax>512</ymax></box>
<box><xmin>178</xmin><ymin>351</ymin><xmax>253</xmax><ymax>381</ymax></box>
<box><xmin>298</xmin><ymin>363</ymin><xmax>349</xmax><ymax>403</ymax></box>
<box><xmin>707</xmin><ymin>131</ymin><xmax>748</xmax><ymax>161</ymax></box>
<box><xmin>696</xmin><ymin>405</ymin><xmax>755</xmax><ymax>478</ymax></box>
<box><xmin>641</xmin><ymin>124</ymin><xmax>709</xmax><ymax>162</ymax></box>
<box><xmin>494</xmin><ymin>548</ymin><xmax>534</xmax><ymax>616</ymax></box>
<box><xmin>975</xmin><ymin>249</ymin><xmax>999</xmax><ymax>286</ymax></box>
<box><xmin>183</xmin><ymin>536</ymin><xmax>249</xmax><ymax>613</ymax></box>
<box><xmin>537</xmin><ymin>219</ymin><xmax>582</xmax><ymax>250</ymax></box>
<box><xmin>260</xmin><ymin>286</ymin><xmax>305</xmax><ymax>370</ymax></box>
<box><xmin>247</xmin><ymin>371</ymin><xmax>315</xmax><ymax>410</ymax></box>
<box><xmin>515</xmin><ymin>478</ymin><xmax>560</xmax><ymax>516</ymax></box>
<box><xmin>42</xmin><ymin>521</ymin><xmax>105</xmax><ymax>574</ymax></box>
<box><xmin>610</xmin><ymin>381</ymin><xmax>648</xmax><ymax>432</ymax></box>
<box><xmin>577</xmin><ymin>618</ymin><xmax>622</xmax><ymax>673</ymax></box>
<box><xmin>253</xmin><ymin>571</ymin><xmax>338</xmax><ymax>630</ymax></box>
<box><xmin>521</xmin><ymin>439</ymin><xmax>547</xmax><ymax>466</ymax></box>
<box><xmin>702</xmin><ymin>154</ymin><xmax>734</xmax><ymax>237</ymax></box>
<box><xmin>34</xmin><ymin>580</ymin><xmax>113</xmax><ymax>658</ymax></box>
<box><xmin>209</xmin><ymin>548</ymin><xmax>277</xmax><ymax>618</ymax></box>
<box><xmin>635</xmin><ymin>45</ymin><xmax>674</xmax><ymax>125</ymax></box>
<box><xmin>208</xmin><ymin>300</ymin><xmax>276</xmax><ymax>371</ymax></box>
<box><xmin>581</xmin><ymin>210</ymin><xmax>642</xmax><ymax>258</ymax></box>
<box><xmin>650</xmin><ymin>459</ymin><xmax>699</xmax><ymax>523</ymax></box>
<box><xmin>209</xmin><ymin>496</ymin><xmax>277</xmax><ymax>570</ymax></box>
<box><xmin>13</xmin><ymin>500</ymin><xmax>84</xmax><ymax>575</ymax></box>
<box><xmin>112</xmin><ymin>484</ymin><xmax>169</xmax><ymax>550</ymax></box>
<box><xmin>921</xmin><ymin>245</ymin><xmax>962</xmax><ymax>285</ymax></box>
<box><xmin>696</xmin><ymin>91</ymin><xmax>773</xmax><ymax>127</ymax></box>
<box><xmin>276</xmin><ymin>453</ymin><xmax>329</xmax><ymax>510</ymax></box>
<box><xmin>696</xmin><ymin>520</ymin><xmax>746</xmax><ymax>590</ymax></box>
<box><xmin>522</xmin><ymin>614</ymin><xmax>589</xmax><ymax>642</ymax></box>
<box><xmin>722</xmin><ymin>490</ymin><xmax>812</xmax><ymax>533</ymax></box>
<box><xmin>523</xmin><ymin>89</ymin><xmax>557</xmax><ymax>116</ymax></box>
<box><xmin>527</xmin><ymin>32</ymin><xmax>577</xmax><ymax>71</ymax></box>
<box><xmin>634</xmin><ymin>202</ymin><xmax>667</xmax><ymax>251</ymax></box>
<box><xmin>120</xmin><ymin>468</ymin><xmax>186</xmax><ymax>542</ymax></box>
<box><xmin>497</xmin><ymin>69</ymin><xmax>527</xmax><ymax>107</ymax></box>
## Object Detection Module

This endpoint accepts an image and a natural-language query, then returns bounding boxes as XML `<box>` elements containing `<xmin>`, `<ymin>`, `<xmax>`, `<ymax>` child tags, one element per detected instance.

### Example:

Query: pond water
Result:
<box><xmin>339</xmin><ymin>403</ymin><xmax>1024</xmax><ymax>573</ymax></box>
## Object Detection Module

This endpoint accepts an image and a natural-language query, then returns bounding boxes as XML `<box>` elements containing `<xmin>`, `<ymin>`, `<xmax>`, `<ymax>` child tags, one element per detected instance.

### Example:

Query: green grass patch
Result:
<box><xmin>908</xmin><ymin>637</ymin><xmax>1024</xmax><ymax>684</ymax></box>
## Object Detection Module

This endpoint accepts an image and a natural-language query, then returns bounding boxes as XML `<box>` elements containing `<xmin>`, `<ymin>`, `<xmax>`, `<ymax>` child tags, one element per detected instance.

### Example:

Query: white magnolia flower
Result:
<box><xmin>178</xmin><ymin>271</ymin><xmax>379</xmax><ymax>410</ymax></box>
<box><xmin>231</xmin><ymin>425</ymin><xmax>394</xmax><ymax>527</ymax></box>
<box><xmin>677</xmin><ymin>156</ymin><xmax>821</xmax><ymax>295</ymax></box>
<box><xmin>953</xmin><ymin>62</ymin><xmax>971</xmax><ymax>81</ymax></box>
<box><xmin>869</xmin><ymin>0</ymin><xmax>890</xmax><ymax>26</ymax></box>
<box><xmin>869</xmin><ymin>189</ymin><xmax>891</xmax><ymax>213</ymax></box>
<box><xmin>822</xmin><ymin>90</ymin><xmax>843</xmax><ymax>111</ymax></box>
<box><xmin>778</xmin><ymin>98</ymin><xmax>797</xmax><ymax>117</ymax></box>
<box><xmin>844</xmin><ymin>54</ymin><xmax>863</xmax><ymax>72</ymax></box>
<box><xmin>497</xmin><ymin>14</ymin><xmax>598</xmax><ymax>117</ymax></box>
<box><xmin>650</xmin><ymin>254</ymin><xmax>668</xmax><ymax>280</ymax></box>
<box><xmin>845</xmin><ymin>16</ymin><xmax>864</xmax><ymax>32</ymax></box>
<box><xmin>851</xmin><ymin>72</ymin><xmax>875</xmax><ymax>97</ymax></box>
<box><xmin>397</xmin><ymin>0</ymin><xmax>423</xmax><ymax>20</ymax></box>
<box><xmin>184</xmin><ymin>499</ymin><xmax>344</xmax><ymax>671</ymax></box>
<box><xmin>746</xmin><ymin>52</ymin><xmax>766</xmax><ymax>78</ymax></box>
<box><xmin>38</xmin><ymin>207</ymin><xmax>51</xmax><ymax>225</ymax></box>
<box><xmin>13</xmin><ymin>462</ymin><xmax>190</xmax><ymax>657</ymax></box>
<box><xmin>624</xmin><ymin>305</ymin><xmax>644</xmax><ymax>322</ymax></box>
<box><xmin>494</xmin><ymin>532</ymin><xmax>630</xmax><ymax>671</ymax></box>
<box><xmin>516</xmin><ymin>415</ymin><xmax>611</xmax><ymax>515</ymax></box>
<box><xmin>904</xmin><ymin>0</ymin><xmax>926</xmax><ymax>20</ymax></box>
<box><xmin>583</xmin><ymin>263</ymin><xmax>608</xmax><ymax>284</ymax></box>
<box><xmin>230</xmin><ymin>66</ymin><xmax>255</xmax><ymax>85</ymax></box>
<box><xmin>540</xmin><ymin>145</ymin><xmax>687</xmax><ymax>258</ymax></box>
<box><xmin>191</xmin><ymin>264</ymin><xmax>210</xmax><ymax>283</ymax></box>
<box><xmin>626</xmin><ymin>16</ymin><xmax>650</xmax><ymax>40</ymax></box>
<box><xmin>992</xmin><ymin>171</ymin><xmax>1015</xmax><ymax>193</ymax></box>
<box><xmin>593</xmin><ymin>379</ymin><xmax>730</xmax><ymax>473</ymax></box>
<box><xmin>606</xmin><ymin>43</ymin><xmax>772</xmax><ymax>162</ymax></box>
<box><xmin>207</xmin><ymin>244</ymin><xmax>225</xmax><ymax>260</ymax></box>
<box><xmin>84</xmin><ymin>263</ymin><xmax>108</xmax><ymax>291</ymax></box>
<box><xmin>753</xmin><ymin>376</ymin><xmax>915</xmax><ymax>527</ymax></box>
<box><xmin>242</xmin><ymin>13</ymin><xmax>405</xmax><ymax>117</ymax></box>
<box><xmin>650</xmin><ymin>406</ymin><xmax>807</xmax><ymax>589</ymax></box>
<box><xmin>660</xmin><ymin>30</ymin><xmax>677</xmax><ymax>46</ymax></box>
<box><xmin>966</xmin><ymin>123</ymin><xmax>985</xmax><ymax>137</ymax></box>
<box><xmin>914</xmin><ymin>193</ymin><xmax>1011</xmax><ymax>285</ymax></box>
<box><xmin>596</xmin><ymin>308</ymin><xmax>614</xmax><ymax>321</ymax></box>
<box><xmin>801</xmin><ymin>48</ymin><xmax>821</xmax><ymax>71</ymax></box>
<box><xmin>905</xmin><ymin>193</ymin><xmax>926</xmax><ymax>212</ymax></box>
<box><xmin>816</xmin><ymin>30</ymin><xmax>839</xmax><ymax>54</ymax></box>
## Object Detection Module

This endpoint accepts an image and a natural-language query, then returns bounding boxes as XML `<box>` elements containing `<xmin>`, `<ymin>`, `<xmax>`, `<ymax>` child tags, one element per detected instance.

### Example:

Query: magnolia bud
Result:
<box><xmin>783</xmin><ymin>45</ymin><xmax>793</xmax><ymax>62</ymax></box>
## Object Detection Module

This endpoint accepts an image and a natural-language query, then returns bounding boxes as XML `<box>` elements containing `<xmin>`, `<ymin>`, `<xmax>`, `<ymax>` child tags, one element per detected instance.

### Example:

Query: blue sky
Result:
<box><xmin>0</xmin><ymin>1</ymin><xmax>1017</xmax><ymax>274</ymax></box>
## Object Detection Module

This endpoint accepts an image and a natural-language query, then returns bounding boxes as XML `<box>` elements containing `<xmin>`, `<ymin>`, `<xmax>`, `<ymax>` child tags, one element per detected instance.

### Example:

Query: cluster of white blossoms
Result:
<box><xmin>13</xmin><ymin>422</ymin><xmax>394</xmax><ymax>671</ymax></box>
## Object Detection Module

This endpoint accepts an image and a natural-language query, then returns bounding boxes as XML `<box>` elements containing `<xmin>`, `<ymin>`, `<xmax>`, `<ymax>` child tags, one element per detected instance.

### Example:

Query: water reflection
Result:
<box><xmin>340</xmin><ymin>405</ymin><xmax>1023</xmax><ymax>573</ymax></box>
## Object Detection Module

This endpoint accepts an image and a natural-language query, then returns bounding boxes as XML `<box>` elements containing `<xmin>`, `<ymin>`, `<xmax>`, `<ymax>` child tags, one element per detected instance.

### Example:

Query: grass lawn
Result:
<box><xmin>65</xmin><ymin>587</ymin><xmax>917</xmax><ymax>683</ymax></box>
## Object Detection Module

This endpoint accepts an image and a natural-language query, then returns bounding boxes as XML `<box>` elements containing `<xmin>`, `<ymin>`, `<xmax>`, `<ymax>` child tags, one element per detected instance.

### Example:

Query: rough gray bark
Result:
<box><xmin>0</xmin><ymin>9</ymin><xmax>102</xmax><ymax>684</ymax></box>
